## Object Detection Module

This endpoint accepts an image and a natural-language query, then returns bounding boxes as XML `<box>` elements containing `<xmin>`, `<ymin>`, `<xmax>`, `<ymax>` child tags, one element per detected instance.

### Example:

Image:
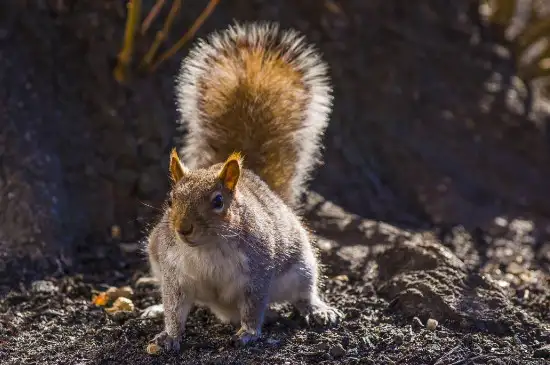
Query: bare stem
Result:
<box><xmin>141</xmin><ymin>0</ymin><xmax>167</xmax><ymax>35</ymax></box>
<box><xmin>141</xmin><ymin>0</ymin><xmax>182</xmax><ymax>70</ymax></box>
<box><xmin>149</xmin><ymin>0</ymin><xmax>220</xmax><ymax>72</ymax></box>
<box><xmin>114</xmin><ymin>0</ymin><xmax>142</xmax><ymax>84</ymax></box>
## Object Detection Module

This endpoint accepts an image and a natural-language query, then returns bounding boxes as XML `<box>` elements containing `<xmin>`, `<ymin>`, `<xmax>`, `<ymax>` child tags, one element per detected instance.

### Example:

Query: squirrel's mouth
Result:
<box><xmin>174</xmin><ymin>230</ymin><xmax>201</xmax><ymax>247</ymax></box>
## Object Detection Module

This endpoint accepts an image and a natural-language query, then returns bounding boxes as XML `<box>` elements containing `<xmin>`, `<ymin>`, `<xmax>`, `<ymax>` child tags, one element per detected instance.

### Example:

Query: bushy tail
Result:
<box><xmin>175</xmin><ymin>21</ymin><xmax>332</xmax><ymax>207</ymax></box>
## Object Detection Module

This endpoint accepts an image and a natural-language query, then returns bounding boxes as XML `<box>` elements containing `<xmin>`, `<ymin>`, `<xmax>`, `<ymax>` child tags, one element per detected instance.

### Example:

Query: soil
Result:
<box><xmin>1</xmin><ymin>0</ymin><xmax>550</xmax><ymax>364</ymax></box>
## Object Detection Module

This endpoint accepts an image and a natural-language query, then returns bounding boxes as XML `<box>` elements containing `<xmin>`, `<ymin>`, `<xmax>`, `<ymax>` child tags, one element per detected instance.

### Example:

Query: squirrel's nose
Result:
<box><xmin>178</xmin><ymin>222</ymin><xmax>194</xmax><ymax>236</ymax></box>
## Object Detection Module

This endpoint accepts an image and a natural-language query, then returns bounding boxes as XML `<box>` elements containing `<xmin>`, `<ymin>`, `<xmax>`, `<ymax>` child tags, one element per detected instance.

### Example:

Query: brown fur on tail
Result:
<box><xmin>176</xmin><ymin>22</ymin><xmax>332</xmax><ymax>207</ymax></box>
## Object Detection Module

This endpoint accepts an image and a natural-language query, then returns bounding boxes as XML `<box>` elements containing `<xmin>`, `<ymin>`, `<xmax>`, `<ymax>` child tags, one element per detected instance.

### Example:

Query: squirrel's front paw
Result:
<box><xmin>306</xmin><ymin>305</ymin><xmax>343</xmax><ymax>327</ymax></box>
<box><xmin>232</xmin><ymin>327</ymin><xmax>260</xmax><ymax>347</ymax></box>
<box><xmin>152</xmin><ymin>330</ymin><xmax>181</xmax><ymax>352</ymax></box>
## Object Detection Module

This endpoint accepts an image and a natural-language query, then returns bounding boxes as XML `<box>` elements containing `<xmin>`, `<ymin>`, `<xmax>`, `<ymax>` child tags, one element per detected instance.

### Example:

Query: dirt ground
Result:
<box><xmin>1</xmin><ymin>0</ymin><xmax>550</xmax><ymax>364</ymax></box>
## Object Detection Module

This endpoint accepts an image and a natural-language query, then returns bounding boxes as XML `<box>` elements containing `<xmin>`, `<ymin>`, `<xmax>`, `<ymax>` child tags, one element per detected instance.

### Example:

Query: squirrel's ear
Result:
<box><xmin>218</xmin><ymin>152</ymin><xmax>243</xmax><ymax>192</ymax></box>
<box><xmin>169</xmin><ymin>148</ymin><xmax>188</xmax><ymax>183</ymax></box>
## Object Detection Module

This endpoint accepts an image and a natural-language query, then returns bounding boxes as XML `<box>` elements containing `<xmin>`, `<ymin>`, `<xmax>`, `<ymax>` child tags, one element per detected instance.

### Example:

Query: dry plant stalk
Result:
<box><xmin>113</xmin><ymin>0</ymin><xmax>221</xmax><ymax>80</ymax></box>
<box><xmin>140</xmin><ymin>0</ymin><xmax>182</xmax><ymax>70</ymax></box>
<box><xmin>149</xmin><ymin>0</ymin><xmax>220</xmax><ymax>72</ymax></box>
<box><xmin>114</xmin><ymin>0</ymin><xmax>142</xmax><ymax>84</ymax></box>
<box><xmin>141</xmin><ymin>0</ymin><xmax>167</xmax><ymax>34</ymax></box>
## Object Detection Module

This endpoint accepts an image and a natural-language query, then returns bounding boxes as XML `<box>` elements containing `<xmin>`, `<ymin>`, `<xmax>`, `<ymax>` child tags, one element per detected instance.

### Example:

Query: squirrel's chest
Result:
<box><xmin>177</xmin><ymin>247</ymin><xmax>249</xmax><ymax>303</ymax></box>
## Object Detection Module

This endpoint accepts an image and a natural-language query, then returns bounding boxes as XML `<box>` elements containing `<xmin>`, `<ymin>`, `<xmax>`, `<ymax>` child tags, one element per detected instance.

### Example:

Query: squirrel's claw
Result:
<box><xmin>232</xmin><ymin>327</ymin><xmax>260</xmax><ymax>347</ymax></box>
<box><xmin>152</xmin><ymin>330</ymin><xmax>181</xmax><ymax>352</ymax></box>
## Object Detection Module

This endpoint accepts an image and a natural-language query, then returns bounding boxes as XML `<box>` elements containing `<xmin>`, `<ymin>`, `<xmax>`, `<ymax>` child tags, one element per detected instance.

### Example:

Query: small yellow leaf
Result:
<box><xmin>92</xmin><ymin>292</ymin><xmax>109</xmax><ymax>307</ymax></box>
<box><xmin>332</xmin><ymin>274</ymin><xmax>349</xmax><ymax>282</ymax></box>
<box><xmin>105</xmin><ymin>297</ymin><xmax>135</xmax><ymax>314</ymax></box>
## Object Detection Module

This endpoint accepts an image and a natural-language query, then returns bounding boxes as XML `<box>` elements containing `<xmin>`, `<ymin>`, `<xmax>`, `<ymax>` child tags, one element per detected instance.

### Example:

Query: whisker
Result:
<box><xmin>139</xmin><ymin>200</ymin><xmax>163</xmax><ymax>212</ymax></box>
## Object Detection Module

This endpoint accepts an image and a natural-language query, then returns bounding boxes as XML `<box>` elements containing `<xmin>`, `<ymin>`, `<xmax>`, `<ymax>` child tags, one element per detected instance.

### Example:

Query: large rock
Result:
<box><xmin>377</xmin><ymin>234</ymin><xmax>545</xmax><ymax>335</ymax></box>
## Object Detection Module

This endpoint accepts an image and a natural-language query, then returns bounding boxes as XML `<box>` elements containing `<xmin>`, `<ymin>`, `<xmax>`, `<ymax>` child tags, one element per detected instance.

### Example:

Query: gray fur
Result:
<box><xmin>148</xmin><ymin>169</ymin><xmax>342</xmax><ymax>350</ymax></box>
<box><xmin>146</xmin><ymin>21</ymin><xmax>341</xmax><ymax>351</ymax></box>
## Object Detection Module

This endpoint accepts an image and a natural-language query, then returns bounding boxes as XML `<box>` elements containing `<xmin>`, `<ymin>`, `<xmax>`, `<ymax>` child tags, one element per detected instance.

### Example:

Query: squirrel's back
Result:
<box><xmin>176</xmin><ymin>22</ymin><xmax>332</xmax><ymax>207</ymax></box>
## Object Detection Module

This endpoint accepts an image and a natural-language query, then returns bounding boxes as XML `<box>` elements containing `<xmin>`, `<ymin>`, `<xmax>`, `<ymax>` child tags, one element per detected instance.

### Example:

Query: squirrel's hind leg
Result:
<box><xmin>293</xmin><ymin>293</ymin><xmax>343</xmax><ymax>327</ymax></box>
<box><xmin>290</xmin><ymin>265</ymin><xmax>343</xmax><ymax>327</ymax></box>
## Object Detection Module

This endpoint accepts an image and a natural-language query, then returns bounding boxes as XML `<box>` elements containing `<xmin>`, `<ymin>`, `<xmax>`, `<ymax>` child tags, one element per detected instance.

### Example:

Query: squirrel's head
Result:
<box><xmin>166</xmin><ymin>148</ymin><xmax>243</xmax><ymax>247</ymax></box>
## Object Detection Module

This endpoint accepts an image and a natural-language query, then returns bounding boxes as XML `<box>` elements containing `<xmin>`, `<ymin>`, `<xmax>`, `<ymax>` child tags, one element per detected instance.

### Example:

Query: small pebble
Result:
<box><xmin>146</xmin><ymin>343</ymin><xmax>161</xmax><ymax>355</ymax></box>
<box><xmin>31</xmin><ymin>280</ymin><xmax>58</xmax><ymax>294</ymax></box>
<box><xmin>332</xmin><ymin>274</ymin><xmax>349</xmax><ymax>282</ymax></box>
<box><xmin>330</xmin><ymin>343</ymin><xmax>346</xmax><ymax>358</ymax></box>
<box><xmin>141</xmin><ymin>304</ymin><xmax>164</xmax><ymax>319</ymax></box>
<box><xmin>426</xmin><ymin>318</ymin><xmax>438</xmax><ymax>331</ymax></box>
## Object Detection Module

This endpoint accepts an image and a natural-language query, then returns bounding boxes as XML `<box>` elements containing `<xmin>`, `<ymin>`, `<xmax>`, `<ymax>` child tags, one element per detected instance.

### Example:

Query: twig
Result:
<box><xmin>433</xmin><ymin>344</ymin><xmax>462</xmax><ymax>365</ymax></box>
<box><xmin>114</xmin><ymin>0</ymin><xmax>142</xmax><ymax>84</ymax></box>
<box><xmin>140</xmin><ymin>0</ymin><xmax>182</xmax><ymax>70</ymax></box>
<box><xmin>141</xmin><ymin>0</ymin><xmax>166</xmax><ymax>35</ymax></box>
<box><xmin>448</xmin><ymin>354</ymin><xmax>497</xmax><ymax>365</ymax></box>
<box><xmin>149</xmin><ymin>0</ymin><xmax>220</xmax><ymax>72</ymax></box>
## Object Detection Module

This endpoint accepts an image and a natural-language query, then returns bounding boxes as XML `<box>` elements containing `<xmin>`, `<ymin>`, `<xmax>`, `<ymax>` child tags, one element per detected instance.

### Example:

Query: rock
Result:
<box><xmin>31</xmin><ymin>280</ymin><xmax>58</xmax><ymax>294</ymax></box>
<box><xmin>533</xmin><ymin>344</ymin><xmax>550</xmax><ymax>359</ymax></box>
<box><xmin>330</xmin><ymin>343</ymin><xmax>346</xmax><ymax>358</ymax></box>
<box><xmin>135</xmin><ymin>277</ymin><xmax>159</xmax><ymax>287</ymax></box>
<box><xmin>426</xmin><ymin>318</ymin><xmax>438</xmax><ymax>331</ymax></box>
<box><xmin>141</xmin><ymin>304</ymin><xmax>164</xmax><ymax>319</ymax></box>
<box><xmin>377</xmin><ymin>235</ymin><xmax>541</xmax><ymax>335</ymax></box>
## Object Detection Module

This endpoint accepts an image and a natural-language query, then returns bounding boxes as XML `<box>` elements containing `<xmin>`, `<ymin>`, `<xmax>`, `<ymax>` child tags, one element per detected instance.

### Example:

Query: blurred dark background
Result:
<box><xmin>2</xmin><ymin>0</ymin><xmax>550</xmax><ymax>278</ymax></box>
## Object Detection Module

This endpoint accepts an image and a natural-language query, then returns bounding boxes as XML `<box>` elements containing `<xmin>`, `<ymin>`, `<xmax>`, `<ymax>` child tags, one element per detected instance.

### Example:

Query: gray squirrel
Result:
<box><xmin>146</xmin><ymin>21</ymin><xmax>342</xmax><ymax>351</ymax></box>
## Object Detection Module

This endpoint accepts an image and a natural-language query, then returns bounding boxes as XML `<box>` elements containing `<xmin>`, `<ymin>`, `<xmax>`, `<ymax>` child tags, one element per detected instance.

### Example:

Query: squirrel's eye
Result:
<box><xmin>211</xmin><ymin>193</ymin><xmax>224</xmax><ymax>212</ymax></box>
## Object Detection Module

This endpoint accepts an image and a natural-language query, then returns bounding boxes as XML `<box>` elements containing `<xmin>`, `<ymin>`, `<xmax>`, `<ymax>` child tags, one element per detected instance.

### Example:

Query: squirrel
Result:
<box><xmin>146</xmin><ymin>21</ymin><xmax>341</xmax><ymax>351</ymax></box>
